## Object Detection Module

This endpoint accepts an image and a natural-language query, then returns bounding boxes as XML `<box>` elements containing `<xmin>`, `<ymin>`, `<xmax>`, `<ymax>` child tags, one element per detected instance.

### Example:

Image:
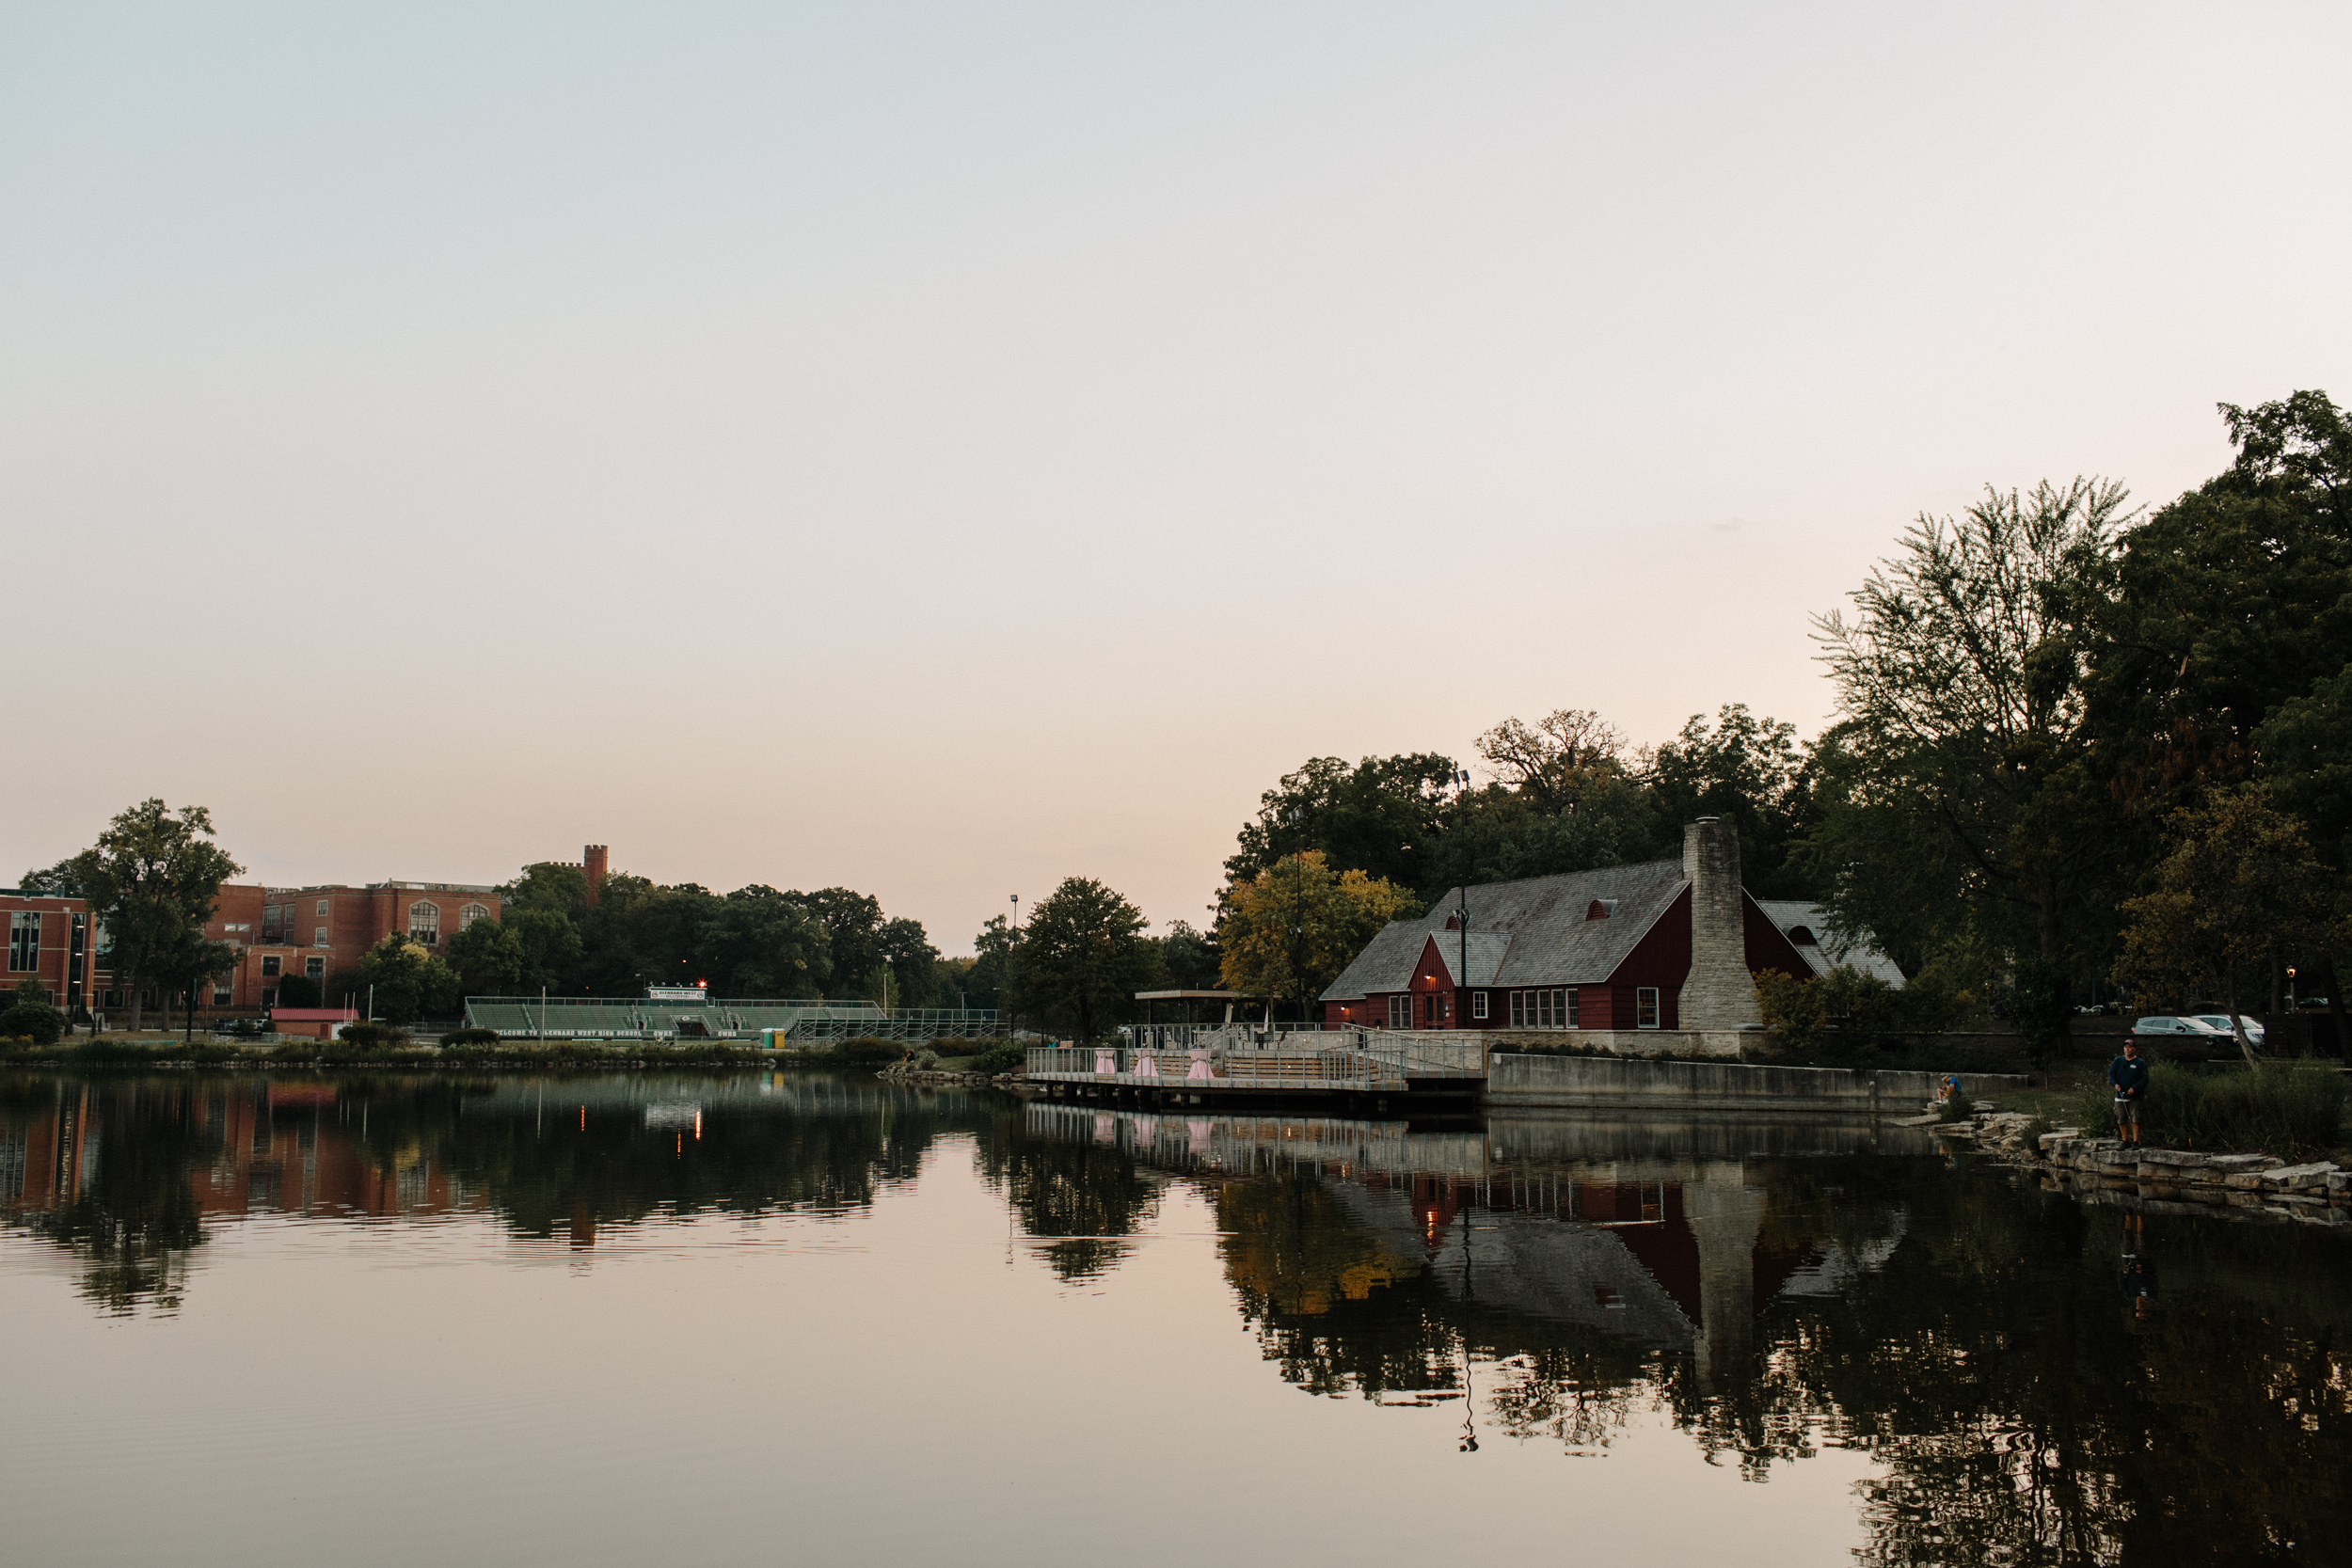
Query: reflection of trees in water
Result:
<box><xmin>1211</xmin><ymin>1157</ymin><xmax>2351</xmax><ymax>1566</ymax></box>
<box><xmin>363</xmin><ymin>1075</ymin><xmax>960</xmax><ymax>1239</ymax></box>
<box><xmin>972</xmin><ymin>1110</ymin><xmax>1159</xmax><ymax>1282</ymax></box>
<box><xmin>0</xmin><ymin>1079</ymin><xmax>210</xmax><ymax>1315</ymax></box>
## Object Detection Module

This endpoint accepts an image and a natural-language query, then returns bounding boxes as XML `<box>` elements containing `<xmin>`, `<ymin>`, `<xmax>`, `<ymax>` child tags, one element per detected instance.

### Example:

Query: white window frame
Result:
<box><xmin>408</xmin><ymin>901</ymin><xmax>441</xmax><ymax>945</ymax></box>
<box><xmin>1470</xmin><ymin>991</ymin><xmax>1488</xmax><ymax>1021</ymax></box>
<box><xmin>316</xmin><ymin>898</ymin><xmax>330</xmax><ymax>917</ymax></box>
<box><xmin>1637</xmin><ymin>987</ymin><xmax>1661</xmax><ymax>1029</ymax></box>
<box><xmin>213</xmin><ymin>980</ymin><xmax>234</xmax><ymax>1006</ymax></box>
<box><xmin>314</xmin><ymin>927</ymin><xmax>329</xmax><ymax>947</ymax></box>
<box><xmin>261</xmin><ymin>955</ymin><xmax>281</xmax><ymax>977</ymax></box>
<box><xmin>305</xmin><ymin>957</ymin><xmax>326</xmax><ymax>980</ymax></box>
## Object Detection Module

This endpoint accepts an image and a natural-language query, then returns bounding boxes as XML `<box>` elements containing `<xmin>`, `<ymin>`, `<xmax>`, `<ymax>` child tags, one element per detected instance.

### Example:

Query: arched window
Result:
<box><xmin>459</xmin><ymin>902</ymin><xmax>490</xmax><ymax>931</ymax></box>
<box><xmin>1586</xmin><ymin>899</ymin><xmax>1616</xmax><ymax>921</ymax></box>
<box><xmin>408</xmin><ymin>901</ymin><xmax>441</xmax><ymax>945</ymax></box>
<box><xmin>1787</xmin><ymin>925</ymin><xmax>1817</xmax><ymax>946</ymax></box>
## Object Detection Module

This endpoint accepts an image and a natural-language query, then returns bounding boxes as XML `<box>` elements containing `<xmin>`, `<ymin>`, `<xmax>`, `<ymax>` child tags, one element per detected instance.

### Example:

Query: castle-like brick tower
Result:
<box><xmin>582</xmin><ymin>845</ymin><xmax>609</xmax><ymax>906</ymax></box>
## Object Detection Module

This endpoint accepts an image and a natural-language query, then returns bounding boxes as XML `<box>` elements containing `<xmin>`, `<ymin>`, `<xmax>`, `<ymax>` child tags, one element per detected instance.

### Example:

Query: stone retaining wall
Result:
<box><xmin>1483</xmin><ymin>1053</ymin><xmax>2024</xmax><ymax>1114</ymax></box>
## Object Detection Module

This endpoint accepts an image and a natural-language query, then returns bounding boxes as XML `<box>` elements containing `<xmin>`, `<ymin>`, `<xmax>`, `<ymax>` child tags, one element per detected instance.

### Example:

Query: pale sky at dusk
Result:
<box><xmin>6</xmin><ymin>2</ymin><xmax>2347</xmax><ymax>951</ymax></box>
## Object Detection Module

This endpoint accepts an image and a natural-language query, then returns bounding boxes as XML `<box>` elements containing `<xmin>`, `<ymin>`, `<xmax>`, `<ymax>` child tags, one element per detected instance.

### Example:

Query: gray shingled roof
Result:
<box><xmin>1323</xmin><ymin>860</ymin><xmax>1690</xmax><ymax>1001</ymax></box>
<box><xmin>1755</xmin><ymin>900</ymin><xmax>1906</xmax><ymax>987</ymax></box>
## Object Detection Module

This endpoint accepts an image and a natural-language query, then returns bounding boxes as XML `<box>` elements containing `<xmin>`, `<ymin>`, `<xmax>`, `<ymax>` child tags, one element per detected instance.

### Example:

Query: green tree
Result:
<box><xmin>2114</xmin><ymin>786</ymin><xmax>2343</xmax><ymax>1063</ymax></box>
<box><xmin>1157</xmin><ymin>919</ymin><xmax>1220</xmax><ymax>990</ymax></box>
<box><xmin>2088</xmin><ymin>391</ymin><xmax>2352</xmax><ymax>817</ymax></box>
<box><xmin>1809</xmin><ymin>480</ymin><xmax>2128</xmax><ymax>978</ymax></box>
<box><xmin>1004</xmin><ymin>878</ymin><xmax>1160</xmax><ymax>1041</ymax></box>
<box><xmin>26</xmin><ymin>800</ymin><xmax>244</xmax><ymax>1031</ymax></box>
<box><xmin>2254</xmin><ymin>659</ymin><xmax>2352</xmax><ymax>1037</ymax></box>
<box><xmin>1226</xmin><ymin>752</ymin><xmax>1461</xmax><ymax>890</ymax></box>
<box><xmin>273</xmin><ymin>973</ymin><xmax>322</xmax><ymax>1007</ymax></box>
<box><xmin>358</xmin><ymin>935</ymin><xmax>463</xmax><ymax>1025</ymax></box>
<box><xmin>1642</xmin><ymin>704</ymin><xmax>1820</xmax><ymax>897</ymax></box>
<box><xmin>785</xmin><ymin>887</ymin><xmax>889</xmax><ymax>996</ymax></box>
<box><xmin>442</xmin><ymin>917</ymin><xmax>528</xmax><ymax>996</ymax></box>
<box><xmin>1216</xmin><ymin>851</ymin><xmax>1418</xmax><ymax>1022</ymax></box>
<box><xmin>697</xmin><ymin>887</ymin><xmax>831</xmax><ymax>998</ymax></box>
<box><xmin>962</xmin><ymin>913</ymin><xmax>1020</xmax><ymax>1011</ymax></box>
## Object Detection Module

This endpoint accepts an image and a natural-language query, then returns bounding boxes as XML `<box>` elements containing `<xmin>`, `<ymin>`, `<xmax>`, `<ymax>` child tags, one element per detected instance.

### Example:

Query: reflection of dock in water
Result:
<box><xmin>1028</xmin><ymin>1101</ymin><xmax>1925</xmax><ymax>1382</ymax></box>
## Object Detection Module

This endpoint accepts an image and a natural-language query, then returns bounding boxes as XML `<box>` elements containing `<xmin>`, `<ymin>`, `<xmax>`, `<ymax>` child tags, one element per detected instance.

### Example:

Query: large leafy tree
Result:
<box><xmin>1808</xmin><ymin>480</ymin><xmax>2128</xmax><ymax>978</ymax></box>
<box><xmin>26</xmin><ymin>800</ymin><xmax>244</xmax><ymax>1031</ymax></box>
<box><xmin>2088</xmin><ymin>391</ymin><xmax>2352</xmax><ymax>815</ymax></box>
<box><xmin>1642</xmin><ymin>705</ymin><xmax>1820</xmax><ymax>897</ymax></box>
<box><xmin>2113</xmin><ymin>786</ymin><xmax>2343</xmax><ymax>1063</ymax></box>
<box><xmin>698</xmin><ymin>887</ymin><xmax>832</xmax><ymax>998</ymax></box>
<box><xmin>442</xmin><ymin>917</ymin><xmax>528</xmax><ymax>996</ymax></box>
<box><xmin>1216</xmin><ymin>851</ymin><xmax>1418</xmax><ymax>1022</ymax></box>
<box><xmin>1005</xmin><ymin>877</ymin><xmax>1161</xmax><ymax>1041</ymax></box>
<box><xmin>358</xmin><ymin>934</ymin><xmax>463</xmax><ymax>1026</ymax></box>
<box><xmin>1226</xmin><ymin>752</ymin><xmax>1460</xmax><ymax>891</ymax></box>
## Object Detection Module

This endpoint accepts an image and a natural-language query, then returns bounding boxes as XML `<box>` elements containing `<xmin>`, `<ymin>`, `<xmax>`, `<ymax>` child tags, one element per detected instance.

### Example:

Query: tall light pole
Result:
<box><xmin>1284</xmin><ymin>808</ymin><xmax>1307</xmax><ymax>1030</ymax></box>
<box><xmin>1452</xmin><ymin>768</ymin><xmax>1470</xmax><ymax>1029</ymax></box>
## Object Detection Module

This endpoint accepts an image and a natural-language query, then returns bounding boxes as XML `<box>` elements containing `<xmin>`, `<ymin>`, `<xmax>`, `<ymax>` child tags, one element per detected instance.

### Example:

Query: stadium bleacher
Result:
<box><xmin>461</xmin><ymin>996</ymin><xmax>996</xmax><ymax>1043</ymax></box>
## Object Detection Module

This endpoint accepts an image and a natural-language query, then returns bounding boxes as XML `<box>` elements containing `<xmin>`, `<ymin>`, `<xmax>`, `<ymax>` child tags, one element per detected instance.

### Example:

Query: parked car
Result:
<box><xmin>2131</xmin><ymin>1015</ymin><xmax>2229</xmax><ymax>1040</ymax></box>
<box><xmin>212</xmin><ymin>1017</ymin><xmax>271</xmax><ymax>1039</ymax></box>
<box><xmin>2189</xmin><ymin>1014</ymin><xmax>2265</xmax><ymax>1046</ymax></box>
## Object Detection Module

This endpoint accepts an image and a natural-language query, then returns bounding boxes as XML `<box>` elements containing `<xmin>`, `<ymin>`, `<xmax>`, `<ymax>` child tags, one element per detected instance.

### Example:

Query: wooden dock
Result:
<box><xmin>1025</xmin><ymin>1026</ymin><xmax>1486</xmax><ymax>1110</ymax></box>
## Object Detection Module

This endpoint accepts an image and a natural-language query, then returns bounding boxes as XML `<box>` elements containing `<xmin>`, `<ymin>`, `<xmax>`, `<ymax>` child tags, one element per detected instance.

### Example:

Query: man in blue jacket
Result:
<box><xmin>2108</xmin><ymin>1037</ymin><xmax>2150</xmax><ymax>1145</ymax></box>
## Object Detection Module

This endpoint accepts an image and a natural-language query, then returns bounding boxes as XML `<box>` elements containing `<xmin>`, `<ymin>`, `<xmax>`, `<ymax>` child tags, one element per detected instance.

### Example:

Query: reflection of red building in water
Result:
<box><xmin>0</xmin><ymin>1082</ymin><xmax>476</xmax><ymax>1228</ymax></box>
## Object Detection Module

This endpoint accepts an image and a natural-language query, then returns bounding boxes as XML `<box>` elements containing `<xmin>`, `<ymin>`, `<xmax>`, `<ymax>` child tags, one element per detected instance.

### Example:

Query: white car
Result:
<box><xmin>2131</xmin><ymin>1015</ymin><xmax>2231</xmax><ymax>1040</ymax></box>
<box><xmin>2190</xmin><ymin>1014</ymin><xmax>2265</xmax><ymax>1046</ymax></box>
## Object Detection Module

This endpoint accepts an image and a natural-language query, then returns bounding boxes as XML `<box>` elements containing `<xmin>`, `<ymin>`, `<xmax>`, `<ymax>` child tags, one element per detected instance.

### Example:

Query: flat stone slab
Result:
<box><xmin>2258</xmin><ymin>1163</ymin><xmax>2340</xmax><ymax>1191</ymax></box>
<box><xmin>2210</xmin><ymin>1153</ymin><xmax>2283</xmax><ymax>1173</ymax></box>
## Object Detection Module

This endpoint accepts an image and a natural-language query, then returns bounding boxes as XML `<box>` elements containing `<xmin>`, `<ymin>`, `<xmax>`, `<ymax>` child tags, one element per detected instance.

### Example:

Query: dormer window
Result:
<box><xmin>1586</xmin><ymin>899</ymin><xmax>1616</xmax><ymax>920</ymax></box>
<box><xmin>1788</xmin><ymin>926</ymin><xmax>1817</xmax><ymax>945</ymax></box>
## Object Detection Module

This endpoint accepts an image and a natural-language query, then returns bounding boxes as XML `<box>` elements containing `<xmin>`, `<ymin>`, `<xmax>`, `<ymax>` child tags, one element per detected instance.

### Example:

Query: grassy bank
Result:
<box><xmin>0</xmin><ymin>1032</ymin><xmax>1016</xmax><ymax>1072</ymax></box>
<box><xmin>2061</xmin><ymin>1058</ymin><xmax>2349</xmax><ymax>1157</ymax></box>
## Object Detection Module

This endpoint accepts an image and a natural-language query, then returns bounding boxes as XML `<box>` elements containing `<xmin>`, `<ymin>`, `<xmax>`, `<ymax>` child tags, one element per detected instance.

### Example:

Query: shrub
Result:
<box><xmin>0</xmin><ymin>1002</ymin><xmax>67</xmax><ymax>1047</ymax></box>
<box><xmin>340</xmin><ymin>1022</ymin><xmax>412</xmax><ymax>1050</ymax></box>
<box><xmin>829</xmin><ymin>1037</ymin><xmax>904</xmax><ymax>1069</ymax></box>
<box><xmin>440</xmin><ymin>1027</ymin><xmax>501</xmax><ymax>1047</ymax></box>
<box><xmin>65</xmin><ymin>1036</ymin><xmax>149</xmax><ymax>1063</ymax></box>
<box><xmin>972</xmin><ymin>1040</ymin><xmax>1025</xmax><ymax>1074</ymax></box>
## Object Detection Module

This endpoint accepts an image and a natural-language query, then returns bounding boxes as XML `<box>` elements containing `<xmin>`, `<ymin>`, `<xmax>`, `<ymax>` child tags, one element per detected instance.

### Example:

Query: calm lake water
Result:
<box><xmin>3</xmin><ymin>1071</ymin><xmax>2346</xmax><ymax>1568</ymax></box>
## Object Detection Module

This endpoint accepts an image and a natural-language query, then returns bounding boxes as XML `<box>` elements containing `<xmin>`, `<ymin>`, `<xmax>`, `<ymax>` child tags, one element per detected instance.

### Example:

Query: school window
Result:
<box><xmin>261</xmin><ymin>987</ymin><xmax>278</xmax><ymax>1008</ymax></box>
<box><xmin>1509</xmin><ymin>988</ymin><xmax>1573</xmax><ymax>1029</ymax></box>
<box><xmin>314</xmin><ymin>927</ymin><xmax>329</xmax><ymax>947</ymax></box>
<box><xmin>213</xmin><ymin>981</ymin><xmax>234</xmax><ymax>1006</ymax></box>
<box><xmin>1637</xmin><ymin>987</ymin><xmax>1661</xmax><ymax>1029</ymax></box>
<box><xmin>8</xmin><ymin>912</ymin><xmax>38</xmax><ymax>972</ymax></box>
<box><xmin>1470</xmin><ymin>991</ymin><xmax>1488</xmax><ymax>1021</ymax></box>
<box><xmin>305</xmin><ymin>957</ymin><xmax>326</xmax><ymax>980</ymax></box>
<box><xmin>316</xmin><ymin>898</ymin><xmax>330</xmax><ymax>917</ymax></box>
<box><xmin>261</xmin><ymin>955</ymin><xmax>281</xmax><ymax>977</ymax></box>
<box><xmin>459</xmin><ymin>902</ymin><xmax>490</xmax><ymax>930</ymax></box>
<box><xmin>409</xmin><ymin>902</ymin><xmax>440</xmax><ymax>944</ymax></box>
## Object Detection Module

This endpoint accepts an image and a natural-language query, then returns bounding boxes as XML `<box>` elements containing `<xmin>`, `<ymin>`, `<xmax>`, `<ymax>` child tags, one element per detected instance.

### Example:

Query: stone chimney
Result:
<box><xmin>1679</xmin><ymin>817</ymin><xmax>1759</xmax><ymax>1030</ymax></box>
<box><xmin>582</xmin><ymin>845</ymin><xmax>609</xmax><ymax>907</ymax></box>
